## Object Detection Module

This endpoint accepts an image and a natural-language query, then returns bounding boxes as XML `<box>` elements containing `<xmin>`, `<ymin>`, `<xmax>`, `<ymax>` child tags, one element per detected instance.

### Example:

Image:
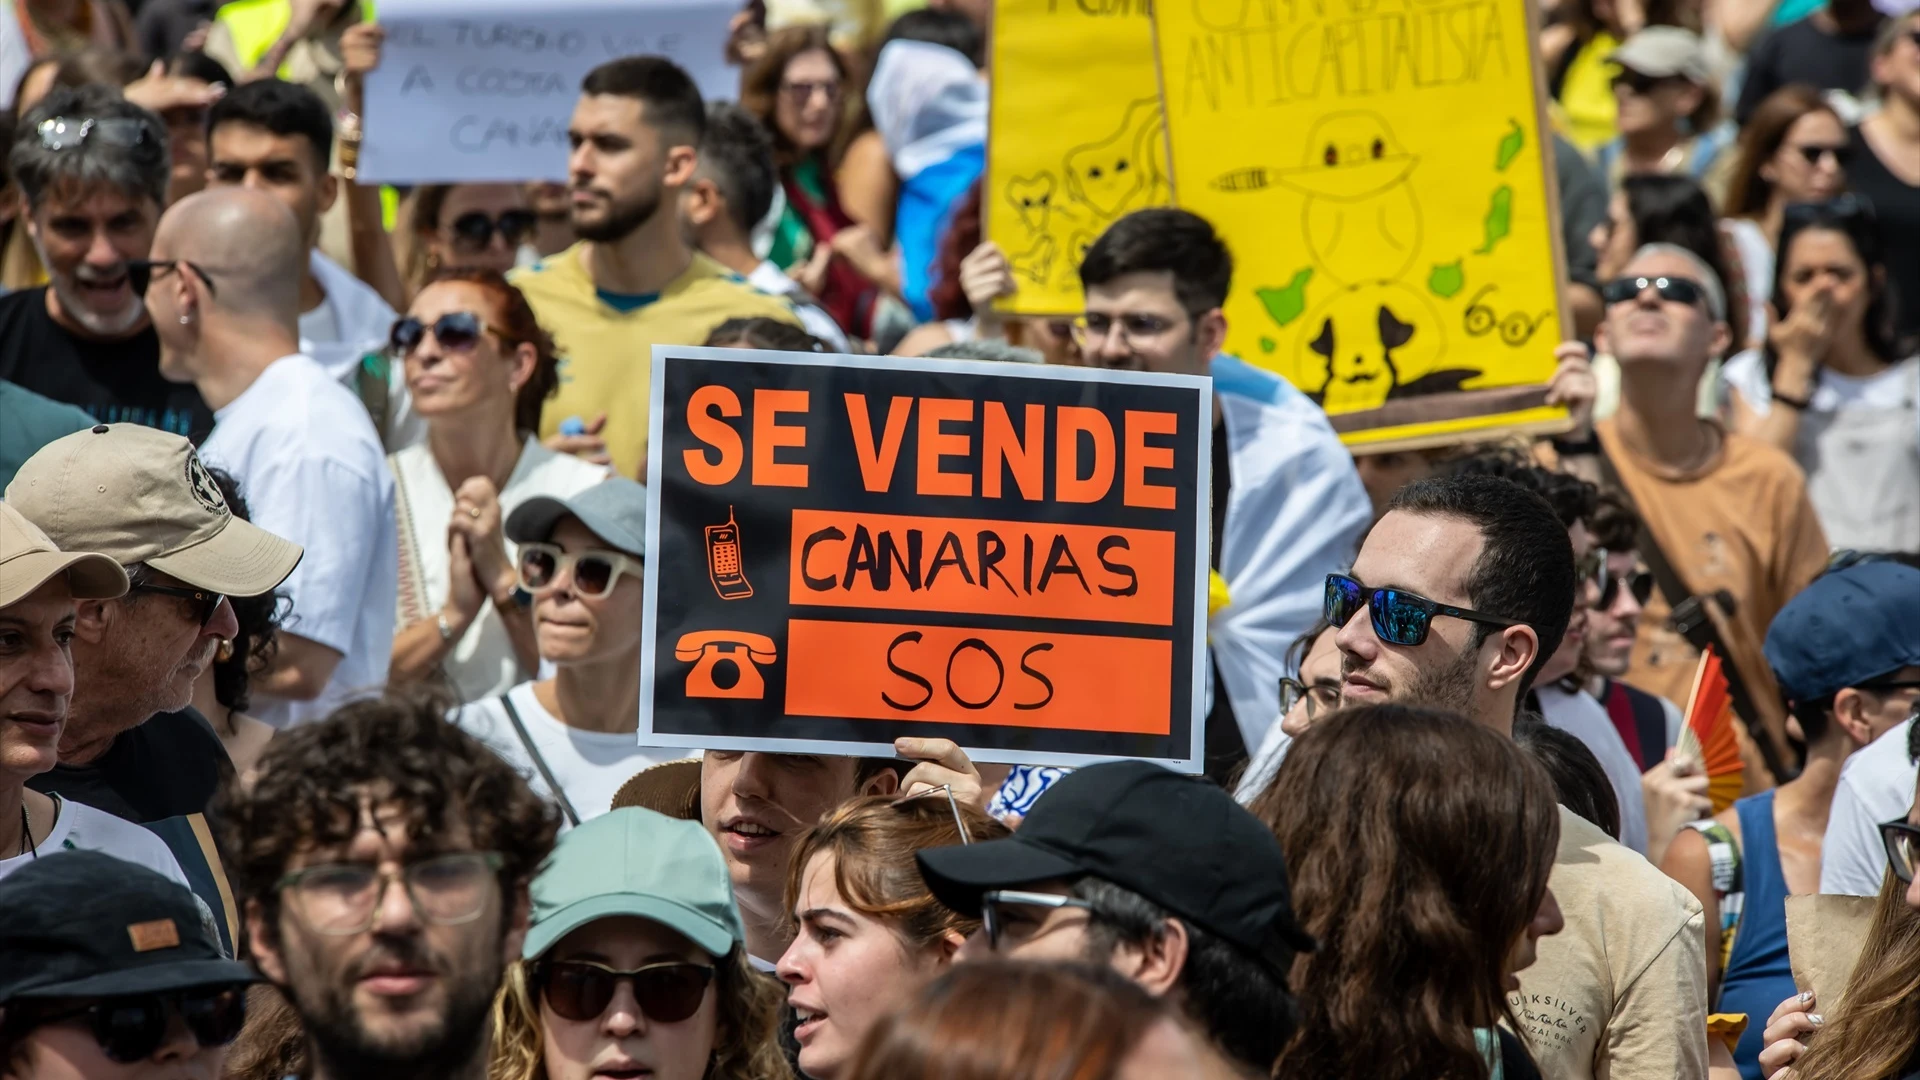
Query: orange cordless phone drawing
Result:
<box><xmin>675</xmin><ymin>631</ymin><xmax>778</xmax><ymax>699</ymax></box>
<box><xmin>706</xmin><ymin>507</ymin><xmax>753</xmax><ymax>600</ymax></box>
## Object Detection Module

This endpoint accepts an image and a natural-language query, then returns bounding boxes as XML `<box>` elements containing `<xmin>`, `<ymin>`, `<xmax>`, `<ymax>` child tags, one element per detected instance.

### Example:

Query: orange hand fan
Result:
<box><xmin>1676</xmin><ymin>646</ymin><xmax>1744</xmax><ymax>812</ymax></box>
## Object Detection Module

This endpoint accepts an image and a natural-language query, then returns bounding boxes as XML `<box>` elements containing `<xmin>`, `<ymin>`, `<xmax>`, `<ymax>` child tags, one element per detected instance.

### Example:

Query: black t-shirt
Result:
<box><xmin>1850</xmin><ymin>125</ymin><xmax>1920</xmax><ymax>342</ymax></box>
<box><xmin>29</xmin><ymin>707</ymin><xmax>229</xmax><ymax>822</ymax></box>
<box><xmin>29</xmin><ymin>707</ymin><xmax>240</xmax><ymax>955</ymax></box>
<box><xmin>1499</xmin><ymin>1028</ymin><xmax>1545</xmax><ymax>1080</ymax></box>
<box><xmin>1735</xmin><ymin>15</ymin><xmax>1885</xmax><ymax>123</ymax></box>
<box><xmin>0</xmin><ymin>287</ymin><xmax>213</xmax><ymax>441</ymax></box>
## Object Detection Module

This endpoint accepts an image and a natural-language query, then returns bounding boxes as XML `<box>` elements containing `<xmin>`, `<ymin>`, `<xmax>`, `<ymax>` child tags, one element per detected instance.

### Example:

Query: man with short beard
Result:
<box><xmin>0</xmin><ymin>84</ymin><xmax>214</xmax><ymax>439</ymax></box>
<box><xmin>513</xmin><ymin>56</ymin><xmax>799</xmax><ymax>480</ymax></box>
<box><xmin>1331</xmin><ymin>471</ymin><xmax>1708</xmax><ymax>1080</ymax></box>
<box><xmin>222</xmin><ymin>692</ymin><xmax>561</xmax><ymax>1080</ymax></box>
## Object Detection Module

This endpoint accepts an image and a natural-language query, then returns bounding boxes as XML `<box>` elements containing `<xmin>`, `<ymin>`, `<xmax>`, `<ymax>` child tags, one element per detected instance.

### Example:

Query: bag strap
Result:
<box><xmin>1595</xmin><ymin>447</ymin><xmax>1693</xmax><ymax>609</ymax></box>
<box><xmin>499</xmin><ymin>693</ymin><xmax>580</xmax><ymax>827</ymax></box>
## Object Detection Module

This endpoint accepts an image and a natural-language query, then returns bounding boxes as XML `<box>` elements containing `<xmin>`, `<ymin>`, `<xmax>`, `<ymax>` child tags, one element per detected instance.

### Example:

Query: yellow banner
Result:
<box><xmin>1153</xmin><ymin>0</ymin><xmax>1571</xmax><ymax>449</ymax></box>
<box><xmin>987</xmin><ymin>0</ymin><xmax>1170</xmax><ymax>317</ymax></box>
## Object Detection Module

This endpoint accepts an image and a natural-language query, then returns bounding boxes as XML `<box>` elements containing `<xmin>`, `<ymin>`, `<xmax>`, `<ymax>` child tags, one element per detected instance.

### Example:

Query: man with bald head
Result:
<box><xmin>148</xmin><ymin>186</ymin><xmax>398</xmax><ymax>727</ymax></box>
<box><xmin>1587</xmin><ymin>244</ymin><xmax>1828</xmax><ymax>708</ymax></box>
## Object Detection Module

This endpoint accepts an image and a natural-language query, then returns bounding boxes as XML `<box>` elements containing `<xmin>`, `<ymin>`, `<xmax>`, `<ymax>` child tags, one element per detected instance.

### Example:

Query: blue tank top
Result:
<box><xmin>1718</xmin><ymin>790</ymin><xmax>1795</xmax><ymax>1080</ymax></box>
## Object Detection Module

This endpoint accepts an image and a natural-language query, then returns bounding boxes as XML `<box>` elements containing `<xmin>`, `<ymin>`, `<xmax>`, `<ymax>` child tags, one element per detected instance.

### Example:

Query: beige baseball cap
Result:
<box><xmin>4</xmin><ymin>424</ymin><xmax>303</xmax><ymax>598</ymax></box>
<box><xmin>0</xmin><ymin>502</ymin><xmax>129</xmax><ymax>609</ymax></box>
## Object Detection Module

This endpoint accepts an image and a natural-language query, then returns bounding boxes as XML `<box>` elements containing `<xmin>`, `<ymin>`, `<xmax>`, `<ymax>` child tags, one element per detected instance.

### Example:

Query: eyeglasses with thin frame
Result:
<box><xmin>1279</xmin><ymin>676</ymin><xmax>1339</xmax><ymax>721</ymax></box>
<box><xmin>36</xmin><ymin>116</ymin><xmax>154</xmax><ymax>151</ymax></box>
<box><xmin>275</xmin><ymin>851</ymin><xmax>504</xmax><ymax>936</ymax></box>
<box><xmin>979</xmin><ymin>889</ymin><xmax>1097</xmax><ymax>951</ymax></box>
<box><xmin>517</xmin><ymin>542</ymin><xmax>643</xmax><ymax>599</ymax></box>
<box><xmin>128</xmin><ymin>259</ymin><xmax>217</xmax><ymax>299</ymax></box>
<box><xmin>1600</xmin><ymin>275</ymin><xmax>1706</xmax><ymax>309</ymax></box>
<box><xmin>1324</xmin><ymin>572</ymin><xmax>1526</xmax><ymax>648</ymax></box>
<box><xmin>1069</xmin><ymin>312</ymin><xmax>1185</xmax><ymax>348</ymax></box>
<box><xmin>131</xmin><ymin>583</ymin><xmax>226</xmax><ymax>628</ymax></box>
<box><xmin>532</xmin><ymin>959</ymin><xmax>716</xmax><ymax>1023</ymax></box>
<box><xmin>27</xmin><ymin>987</ymin><xmax>247</xmax><ymax>1063</ymax></box>
<box><xmin>779</xmin><ymin>79</ymin><xmax>841</xmax><ymax>106</ymax></box>
<box><xmin>1881</xmin><ymin>817</ymin><xmax>1920</xmax><ymax>884</ymax></box>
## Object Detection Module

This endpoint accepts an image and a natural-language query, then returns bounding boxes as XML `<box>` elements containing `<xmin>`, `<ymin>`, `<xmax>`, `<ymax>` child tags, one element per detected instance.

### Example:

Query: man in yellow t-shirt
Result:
<box><xmin>512</xmin><ymin>57</ymin><xmax>800</xmax><ymax>480</ymax></box>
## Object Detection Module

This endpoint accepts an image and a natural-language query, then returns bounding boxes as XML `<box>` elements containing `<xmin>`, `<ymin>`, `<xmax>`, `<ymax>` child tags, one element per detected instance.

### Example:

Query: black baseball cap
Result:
<box><xmin>917</xmin><ymin>761</ymin><xmax>1315</xmax><ymax>970</ymax></box>
<box><xmin>0</xmin><ymin>852</ymin><xmax>258</xmax><ymax>1003</ymax></box>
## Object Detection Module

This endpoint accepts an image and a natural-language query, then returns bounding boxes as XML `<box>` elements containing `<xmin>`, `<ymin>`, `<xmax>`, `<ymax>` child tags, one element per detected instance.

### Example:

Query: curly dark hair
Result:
<box><xmin>203</xmin><ymin>466</ymin><xmax>282</xmax><ymax>714</ymax></box>
<box><xmin>704</xmin><ymin>316</ymin><xmax>826</xmax><ymax>352</ymax></box>
<box><xmin>1445</xmin><ymin>448</ymin><xmax>1596</xmax><ymax>531</ymax></box>
<box><xmin>217</xmin><ymin>689</ymin><xmax>561</xmax><ymax>940</ymax></box>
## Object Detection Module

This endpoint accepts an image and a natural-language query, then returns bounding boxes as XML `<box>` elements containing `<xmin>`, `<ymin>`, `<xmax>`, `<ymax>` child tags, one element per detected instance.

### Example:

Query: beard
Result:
<box><xmin>292</xmin><ymin>938</ymin><xmax>502</xmax><ymax>1080</ymax></box>
<box><xmin>1399</xmin><ymin>640</ymin><xmax>1483</xmax><ymax>717</ymax></box>
<box><xmin>570</xmin><ymin>181</ymin><xmax>662</xmax><ymax>243</ymax></box>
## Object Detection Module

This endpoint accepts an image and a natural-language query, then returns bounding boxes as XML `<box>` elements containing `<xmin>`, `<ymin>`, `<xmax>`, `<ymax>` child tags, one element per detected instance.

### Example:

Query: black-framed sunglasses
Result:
<box><xmin>533</xmin><ymin>959</ymin><xmax>715</xmax><ymax>1023</ymax></box>
<box><xmin>1882</xmin><ymin>818</ymin><xmax>1920</xmax><ymax>883</ymax></box>
<box><xmin>1324</xmin><ymin>572</ymin><xmax>1525</xmax><ymax>648</ymax></box>
<box><xmin>132</xmin><ymin>583</ymin><xmax>226</xmax><ymax>628</ymax></box>
<box><xmin>127</xmin><ymin>259</ymin><xmax>217</xmax><ymax>299</ymax></box>
<box><xmin>1600</xmin><ymin>275</ymin><xmax>1706</xmax><ymax>308</ymax></box>
<box><xmin>36</xmin><ymin>115</ymin><xmax>154</xmax><ymax>151</ymax></box>
<box><xmin>1279</xmin><ymin>676</ymin><xmax>1339</xmax><ymax>720</ymax></box>
<box><xmin>389</xmin><ymin>311</ymin><xmax>502</xmax><ymax>356</ymax></box>
<box><xmin>1783</xmin><ymin>194</ymin><xmax>1874</xmax><ymax>230</ymax></box>
<box><xmin>449</xmin><ymin>209</ymin><xmax>536</xmax><ymax>252</ymax></box>
<box><xmin>1791</xmin><ymin>143</ymin><xmax>1851</xmax><ymax>168</ymax></box>
<box><xmin>1588</xmin><ymin>547</ymin><xmax>1656</xmax><ymax>610</ymax></box>
<box><xmin>1610</xmin><ymin>69</ymin><xmax>1683</xmax><ymax>96</ymax></box>
<box><xmin>979</xmin><ymin>890</ymin><xmax>1098</xmax><ymax>952</ymax></box>
<box><xmin>29</xmin><ymin>986</ymin><xmax>247</xmax><ymax>1063</ymax></box>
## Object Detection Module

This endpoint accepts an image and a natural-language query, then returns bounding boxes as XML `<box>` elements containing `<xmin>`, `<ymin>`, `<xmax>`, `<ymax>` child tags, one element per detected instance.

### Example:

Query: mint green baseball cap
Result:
<box><xmin>524</xmin><ymin>808</ymin><xmax>743</xmax><ymax>961</ymax></box>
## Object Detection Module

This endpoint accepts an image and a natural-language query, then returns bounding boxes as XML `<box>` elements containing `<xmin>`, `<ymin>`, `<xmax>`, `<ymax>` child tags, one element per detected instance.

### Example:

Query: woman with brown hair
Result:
<box><xmin>400</xmin><ymin>183</ymin><xmax>537</xmax><ymax>296</ymax></box>
<box><xmin>740</xmin><ymin>26</ymin><xmax>892</xmax><ymax>340</ymax></box>
<box><xmin>386</xmin><ymin>269</ymin><xmax>606</xmax><ymax>702</ymax></box>
<box><xmin>1250</xmin><ymin>703</ymin><xmax>1564</xmax><ymax>1080</ymax></box>
<box><xmin>1756</xmin><ymin>761</ymin><xmax>1920</xmax><ymax>1080</ymax></box>
<box><xmin>776</xmin><ymin>794</ymin><xmax>1009</xmax><ymax>1079</ymax></box>
<box><xmin>842</xmin><ymin>961</ymin><xmax>1232</xmax><ymax>1080</ymax></box>
<box><xmin>490</xmin><ymin>807</ymin><xmax>793</xmax><ymax>1080</ymax></box>
<box><xmin>1719</xmin><ymin>84</ymin><xmax>1850</xmax><ymax>343</ymax></box>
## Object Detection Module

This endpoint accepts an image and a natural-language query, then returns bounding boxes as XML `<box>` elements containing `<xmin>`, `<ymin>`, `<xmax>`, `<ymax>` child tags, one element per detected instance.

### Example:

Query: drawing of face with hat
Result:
<box><xmin>1277</xmin><ymin>112</ymin><xmax>1424</xmax><ymax>286</ymax></box>
<box><xmin>1278</xmin><ymin>112</ymin><xmax>1419</xmax><ymax>202</ymax></box>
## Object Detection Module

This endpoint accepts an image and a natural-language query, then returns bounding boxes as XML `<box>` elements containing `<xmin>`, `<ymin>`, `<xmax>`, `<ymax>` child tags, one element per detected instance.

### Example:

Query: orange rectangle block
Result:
<box><xmin>789</xmin><ymin>509</ymin><xmax>1174</xmax><ymax>626</ymax></box>
<box><xmin>785</xmin><ymin>619</ymin><xmax>1171</xmax><ymax>734</ymax></box>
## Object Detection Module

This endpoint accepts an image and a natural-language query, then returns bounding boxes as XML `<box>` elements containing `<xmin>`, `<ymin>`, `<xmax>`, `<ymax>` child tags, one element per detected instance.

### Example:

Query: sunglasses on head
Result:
<box><xmin>1324</xmin><ymin>572</ymin><xmax>1525</xmax><ymax>648</ymax></box>
<box><xmin>29</xmin><ymin>987</ymin><xmax>247</xmax><ymax>1063</ymax></box>
<box><xmin>517</xmin><ymin>542</ymin><xmax>643</xmax><ymax>598</ymax></box>
<box><xmin>36</xmin><ymin>115</ymin><xmax>153</xmax><ymax>151</ymax></box>
<box><xmin>449</xmin><ymin>209</ymin><xmax>536</xmax><ymax>252</ymax></box>
<box><xmin>132</xmin><ymin>583</ymin><xmax>226</xmax><ymax>628</ymax></box>
<box><xmin>534</xmin><ymin>960</ymin><xmax>714</xmax><ymax>1023</ymax></box>
<box><xmin>1600</xmin><ymin>275</ymin><xmax>1706</xmax><ymax>308</ymax></box>
<box><xmin>389</xmin><ymin>311</ymin><xmax>500</xmax><ymax>356</ymax></box>
<box><xmin>1882</xmin><ymin>818</ymin><xmax>1920</xmax><ymax>884</ymax></box>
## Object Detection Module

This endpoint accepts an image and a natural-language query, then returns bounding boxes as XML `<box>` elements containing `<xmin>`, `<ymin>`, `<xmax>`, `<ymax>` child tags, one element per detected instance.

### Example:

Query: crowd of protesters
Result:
<box><xmin>0</xmin><ymin>0</ymin><xmax>1918</xmax><ymax>1076</ymax></box>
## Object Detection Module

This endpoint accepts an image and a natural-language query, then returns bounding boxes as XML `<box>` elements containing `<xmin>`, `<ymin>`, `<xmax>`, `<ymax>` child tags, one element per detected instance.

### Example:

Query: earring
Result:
<box><xmin>179</xmin><ymin>312</ymin><xmax>192</xmax><ymax>325</ymax></box>
<box><xmin>216</xmin><ymin>639</ymin><xmax>234</xmax><ymax>662</ymax></box>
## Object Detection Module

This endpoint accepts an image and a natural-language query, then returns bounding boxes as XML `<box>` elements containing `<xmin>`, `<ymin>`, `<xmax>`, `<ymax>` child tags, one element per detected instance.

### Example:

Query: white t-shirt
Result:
<box><xmin>201</xmin><ymin>354</ymin><xmax>399</xmax><ymax>727</ymax></box>
<box><xmin>1537</xmin><ymin>683</ymin><xmax>1651</xmax><ymax>856</ymax></box>
<box><xmin>0</xmin><ymin>796</ymin><xmax>189</xmax><ymax>884</ymax></box>
<box><xmin>1723</xmin><ymin>218</ymin><xmax>1773</xmax><ymax>349</ymax></box>
<box><xmin>455</xmin><ymin>683</ymin><xmax>694</xmax><ymax>825</ymax></box>
<box><xmin>302</xmin><ymin>251</ymin><xmax>424</xmax><ymax>452</ymax></box>
<box><xmin>1820</xmin><ymin>716</ymin><xmax>1917</xmax><ymax>897</ymax></box>
<box><xmin>390</xmin><ymin>438</ymin><xmax>607</xmax><ymax>703</ymax></box>
<box><xmin>747</xmin><ymin>261</ymin><xmax>852</xmax><ymax>352</ymax></box>
<box><xmin>1720</xmin><ymin>351</ymin><xmax>1920</xmax><ymax>552</ymax></box>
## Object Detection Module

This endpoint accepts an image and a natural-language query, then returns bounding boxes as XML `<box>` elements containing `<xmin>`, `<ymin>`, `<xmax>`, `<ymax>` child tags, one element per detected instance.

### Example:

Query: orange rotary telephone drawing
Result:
<box><xmin>675</xmin><ymin>631</ymin><xmax>778</xmax><ymax>699</ymax></box>
<box><xmin>706</xmin><ymin>507</ymin><xmax>753</xmax><ymax>600</ymax></box>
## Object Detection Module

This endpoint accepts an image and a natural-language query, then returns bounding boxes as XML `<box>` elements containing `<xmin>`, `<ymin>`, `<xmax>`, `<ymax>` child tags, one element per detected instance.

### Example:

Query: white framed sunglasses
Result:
<box><xmin>517</xmin><ymin>542</ymin><xmax>643</xmax><ymax>598</ymax></box>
